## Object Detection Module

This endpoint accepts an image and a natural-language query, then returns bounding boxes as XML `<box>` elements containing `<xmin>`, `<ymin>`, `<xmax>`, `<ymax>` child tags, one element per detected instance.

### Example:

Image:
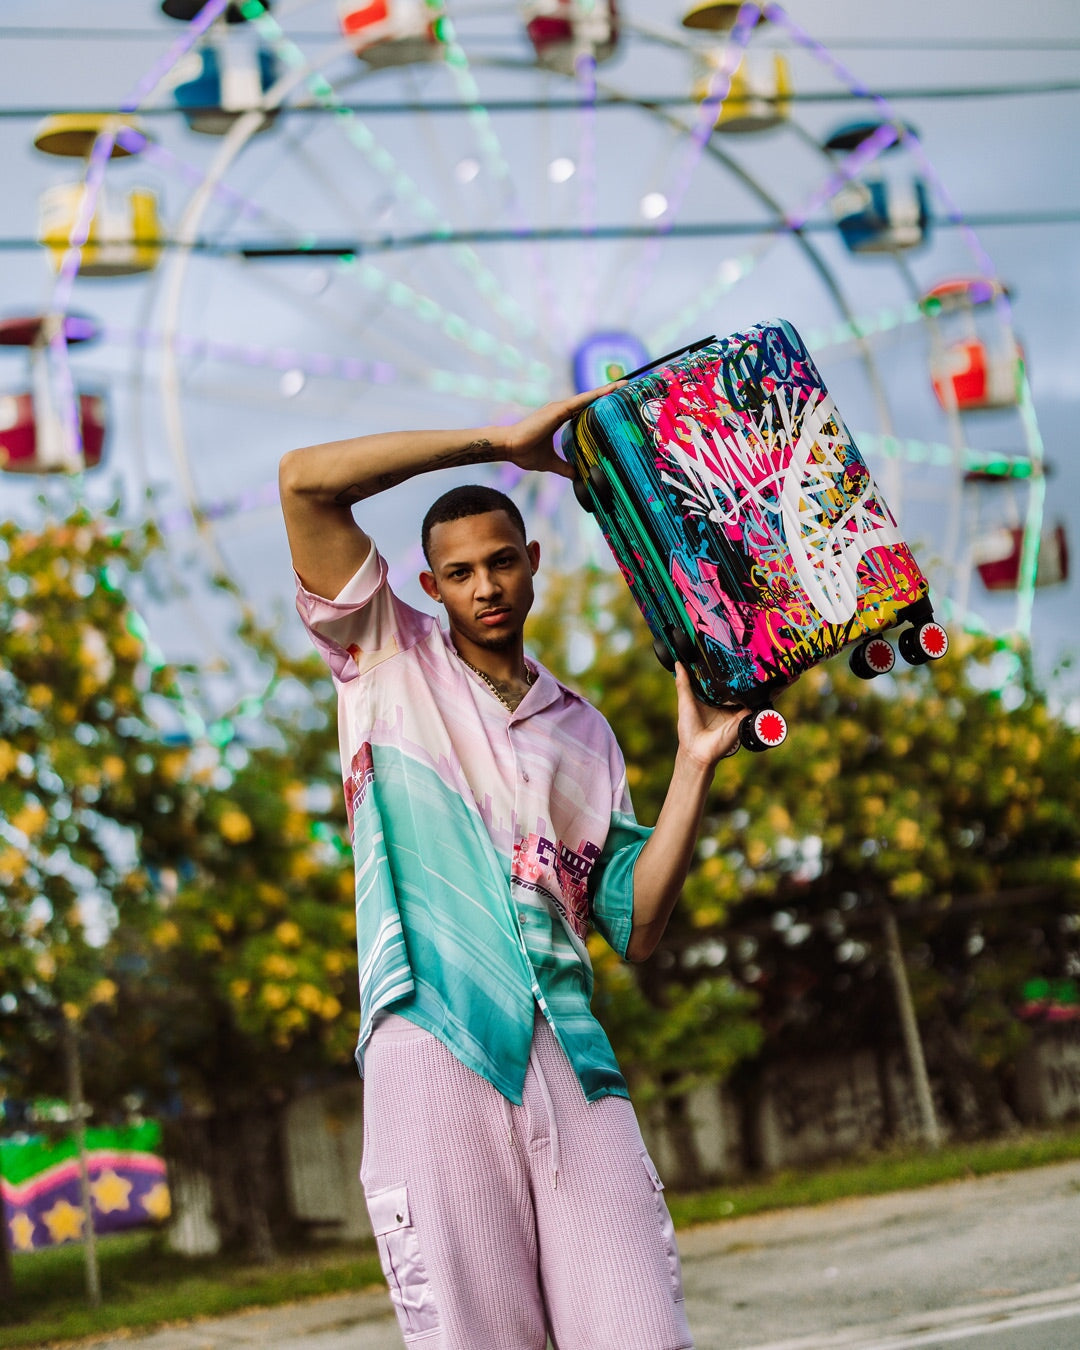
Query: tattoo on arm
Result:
<box><xmin>332</xmin><ymin>439</ymin><xmax>495</xmax><ymax>506</ymax></box>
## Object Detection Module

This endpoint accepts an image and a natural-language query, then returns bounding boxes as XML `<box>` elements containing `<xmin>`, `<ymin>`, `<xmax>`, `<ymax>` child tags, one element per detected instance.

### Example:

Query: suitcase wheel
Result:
<box><xmin>849</xmin><ymin>636</ymin><xmax>896</xmax><ymax>680</ymax></box>
<box><xmin>572</xmin><ymin>474</ymin><xmax>594</xmax><ymax>513</ymax></box>
<box><xmin>588</xmin><ymin>461</ymin><xmax>614</xmax><ymax>509</ymax></box>
<box><xmin>670</xmin><ymin>625</ymin><xmax>697</xmax><ymax>665</ymax></box>
<box><xmin>739</xmin><ymin>707</ymin><xmax>788</xmax><ymax>753</ymax></box>
<box><xmin>898</xmin><ymin>621</ymin><xmax>949</xmax><ymax>667</ymax></box>
<box><xmin>652</xmin><ymin>636</ymin><xmax>676</xmax><ymax>672</ymax></box>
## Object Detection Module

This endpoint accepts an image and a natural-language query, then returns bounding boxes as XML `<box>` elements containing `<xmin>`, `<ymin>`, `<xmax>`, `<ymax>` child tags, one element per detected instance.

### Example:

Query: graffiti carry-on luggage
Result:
<box><xmin>562</xmin><ymin>319</ymin><xmax>948</xmax><ymax>752</ymax></box>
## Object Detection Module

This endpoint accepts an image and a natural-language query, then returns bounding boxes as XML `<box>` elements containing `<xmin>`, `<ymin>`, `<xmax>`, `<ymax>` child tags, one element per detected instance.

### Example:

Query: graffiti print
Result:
<box><xmin>563</xmin><ymin>320</ymin><xmax>931</xmax><ymax>704</ymax></box>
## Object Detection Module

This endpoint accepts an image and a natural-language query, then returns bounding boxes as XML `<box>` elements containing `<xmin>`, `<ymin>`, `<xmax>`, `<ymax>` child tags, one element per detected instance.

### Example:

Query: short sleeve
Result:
<box><xmin>588</xmin><ymin>773</ymin><xmax>652</xmax><ymax>959</ymax></box>
<box><xmin>293</xmin><ymin>545</ymin><xmax>431</xmax><ymax>683</ymax></box>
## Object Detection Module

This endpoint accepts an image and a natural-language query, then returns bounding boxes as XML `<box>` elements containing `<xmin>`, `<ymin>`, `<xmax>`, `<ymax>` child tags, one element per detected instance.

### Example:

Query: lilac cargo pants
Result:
<box><xmin>361</xmin><ymin>1012</ymin><xmax>694</xmax><ymax>1350</ymax></box>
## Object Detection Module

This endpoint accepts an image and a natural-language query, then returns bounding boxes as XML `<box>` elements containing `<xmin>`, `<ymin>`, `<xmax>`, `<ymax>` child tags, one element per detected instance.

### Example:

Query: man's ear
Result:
<box><xmin>527</xmin><ymin>540</ymin><xmax>541</xmax><ymax>576</ymax></box>
<box><xmin>419</xmin><ymin>569</ymin><xmax>442</xmax><ymax>603</ymax></box>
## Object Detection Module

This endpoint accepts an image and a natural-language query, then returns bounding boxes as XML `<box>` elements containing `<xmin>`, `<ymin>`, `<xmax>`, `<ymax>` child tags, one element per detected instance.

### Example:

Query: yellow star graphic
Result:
<box><xmin>10</xmin><ymin>1211</ymin><xmax>37</xmax><ymax>1252</ymax></box>
<box><xmin>140</xmin><ymin>1182</ymin><xmax>172</xmax><ymax>1222</ymax></box>
<box><xmin>41</xmin><ymin>1198</ymin><xmax>85</xmax><ymax>1244</ymax></box>
<box><xmin>90</xmin><ymin>1169</ymin><xmax>133</xmax><ymax>1215</ymax></box>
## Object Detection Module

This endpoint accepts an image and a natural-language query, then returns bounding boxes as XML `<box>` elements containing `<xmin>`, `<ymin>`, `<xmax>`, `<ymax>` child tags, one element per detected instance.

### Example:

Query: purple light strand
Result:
<box><xmin>786</xmin><ymin>120</ymin><xmax>899</xmax><ymax>230</ymax></box>
<box><xmin>624</xmin><ymin>1</ymin><xmax>758</xmax><ymax>306</ymax></box>
<box><xmin>48</xmin><ymin>0</ymin><xmax>230</xmax><ymax>467</ymax></box>
<box><xmin>103</xmin><ymin>324</ymin><xmax>399</xmax><ymax>384</ymax></box>
<box><xmin>574</xmin><ymin>46</ymin><xmax>600</xmax><ymax>335</ymax></box>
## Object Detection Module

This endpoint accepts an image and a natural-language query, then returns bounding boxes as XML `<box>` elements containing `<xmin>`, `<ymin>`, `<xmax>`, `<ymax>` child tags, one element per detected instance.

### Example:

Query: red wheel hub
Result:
<box><xmin>919</xmin><ymin>623</ymin><xmax>949</xmax><ymax>659</ymax></box>
<box><xmin>865</xmin><ymin>638</ymin><xmax>895</xmax><ymax>674</ymax></box>
<box><xmin>754</xmin><ymin>709</ymin><xmax>787</xmax><ymax>747</ymax></box>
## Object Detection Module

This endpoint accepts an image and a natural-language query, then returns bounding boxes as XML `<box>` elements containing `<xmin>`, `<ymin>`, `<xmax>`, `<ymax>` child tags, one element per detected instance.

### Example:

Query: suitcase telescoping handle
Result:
<box><xmin>622</xmin><ymin>335</ymin><xmax>716</xmax><ymax>382</ymax></box>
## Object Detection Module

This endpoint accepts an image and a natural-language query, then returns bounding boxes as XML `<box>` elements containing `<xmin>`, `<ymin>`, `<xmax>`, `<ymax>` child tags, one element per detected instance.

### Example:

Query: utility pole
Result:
<box><xmin>61</xmin><ymin>1017</ymin><xmax>101</xmax><ymax>1308</ymax></box>
<box><xmin>881</xmin><ymin>906</ymin><xmax>941</xmax><ymax>1149</ymax></box>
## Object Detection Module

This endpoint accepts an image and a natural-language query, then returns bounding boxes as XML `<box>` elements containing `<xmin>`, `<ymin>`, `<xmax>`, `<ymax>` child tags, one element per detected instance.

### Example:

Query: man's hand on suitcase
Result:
<box><xmin>674</xmin><ymin>664</ymin><xmax>747</xmax><ymax>766</ymax></box>
<box><xmin>504</xmin><ymin>382</ymin><xmax>625</xmax><ymax>479</ymax></box>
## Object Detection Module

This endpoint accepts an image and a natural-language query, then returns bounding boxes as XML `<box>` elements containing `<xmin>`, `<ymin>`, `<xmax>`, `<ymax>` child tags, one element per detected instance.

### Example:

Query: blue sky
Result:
<box><xmin>1</xmin><ymin>0</ymin><xmax>1077</xmax><ymax>704</ymax></box>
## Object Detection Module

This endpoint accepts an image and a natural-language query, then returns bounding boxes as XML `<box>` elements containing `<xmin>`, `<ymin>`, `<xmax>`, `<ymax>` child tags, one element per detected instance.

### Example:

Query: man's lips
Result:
<box><xmin>478</xmin><ymin>607</ymin><xmax>511</xmax><ymax>626</ymax></box>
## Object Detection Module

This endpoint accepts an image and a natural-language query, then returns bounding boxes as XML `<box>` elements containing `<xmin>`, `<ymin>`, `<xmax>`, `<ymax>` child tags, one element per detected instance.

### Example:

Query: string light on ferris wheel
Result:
<box><xmin>240</xmin><ymin>0</ymin><xmax>542</xmax><ymax>346</ymax></box>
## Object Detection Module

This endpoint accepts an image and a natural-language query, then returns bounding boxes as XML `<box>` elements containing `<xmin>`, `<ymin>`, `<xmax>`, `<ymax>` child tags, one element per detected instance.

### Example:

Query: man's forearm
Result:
<box><xmin>625</xmin><ymin>750</ymin><xmax>714</xmax><ymax>962</ymax></box>
<box><xmin>279</xmin><ymin>425</ymin><xmax>506</xmax><ymax>507</ymax></box>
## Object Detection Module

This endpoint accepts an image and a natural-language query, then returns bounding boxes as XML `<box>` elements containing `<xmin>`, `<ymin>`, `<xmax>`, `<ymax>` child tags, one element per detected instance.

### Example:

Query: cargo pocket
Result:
<box><xmin>366</xmin><ymin>1183</ymin><xmax>440</xmax><ymax>1342</ymax></box>
<box><xmin>640</xmin><ymin>1150</ymin><xmax>685</xmax><ymax>1305</ymax></box>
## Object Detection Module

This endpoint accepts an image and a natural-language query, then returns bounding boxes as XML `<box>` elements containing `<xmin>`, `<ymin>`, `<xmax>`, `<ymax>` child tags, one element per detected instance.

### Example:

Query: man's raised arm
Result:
<box><xmin>278</xmin><ymin>384</ymin><xmax>618</xmax><ymax>600</ymax></box>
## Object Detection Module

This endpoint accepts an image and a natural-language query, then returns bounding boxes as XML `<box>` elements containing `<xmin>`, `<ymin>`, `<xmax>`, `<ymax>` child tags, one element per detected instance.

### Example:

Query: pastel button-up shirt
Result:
<box><xmin>295</xmin><ymin>545</ymin><xmax>651</xmax><ymax>1104</ymax></box>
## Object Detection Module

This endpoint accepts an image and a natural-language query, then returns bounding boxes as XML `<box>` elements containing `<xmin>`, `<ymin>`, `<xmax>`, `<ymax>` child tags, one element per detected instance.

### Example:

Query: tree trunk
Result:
<box><xmin>659</xmin><ymin>1090</ymin><xmax>705</xmax><ymax>1191</ymax></box>
<box><xmin>0</xmin><ymin>1196</ymin><xmax>14</xmax><ymax>1308</ymax></box>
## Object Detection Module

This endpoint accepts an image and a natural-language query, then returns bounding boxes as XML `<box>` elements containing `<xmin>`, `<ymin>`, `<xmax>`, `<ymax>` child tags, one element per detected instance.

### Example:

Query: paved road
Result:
<box><xmin>66</xmin><ymin>1160</ymin><xmax>1080</xmax><ymax>1350</ymax></box>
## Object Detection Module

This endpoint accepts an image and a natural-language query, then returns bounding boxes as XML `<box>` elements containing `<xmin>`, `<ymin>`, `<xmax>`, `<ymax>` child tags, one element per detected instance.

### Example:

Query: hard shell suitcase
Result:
<box><xmin>561</xmin><ymin>319</ymin><xmax>948</xmax><ymax>751</ymax></box>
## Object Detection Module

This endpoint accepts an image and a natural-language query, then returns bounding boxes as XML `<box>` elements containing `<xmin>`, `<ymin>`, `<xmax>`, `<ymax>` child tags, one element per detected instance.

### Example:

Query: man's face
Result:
<box><xmin>420</xmin><ymin>510</ymin><xmax>540</xmax><ymax>652</ymax></box>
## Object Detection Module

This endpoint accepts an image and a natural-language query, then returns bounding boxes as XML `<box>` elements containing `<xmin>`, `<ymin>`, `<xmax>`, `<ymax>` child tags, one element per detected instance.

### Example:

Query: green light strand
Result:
<box><xmin>1013</xmin><ymin>359</ymin><xmax>1048</xmax><ymax>637</ymax></box>
<box><xmin>241</xmin><ymin>0</ymin><xmax>546</xmax><ymax>360</ymax></box>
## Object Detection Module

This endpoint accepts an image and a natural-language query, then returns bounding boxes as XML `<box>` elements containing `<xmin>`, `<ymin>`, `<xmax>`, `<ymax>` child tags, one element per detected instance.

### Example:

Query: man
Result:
<box><xmin>279</xmin><ymin>386</ymin><xmax>745</xmax><ymax>1350</ymax></box>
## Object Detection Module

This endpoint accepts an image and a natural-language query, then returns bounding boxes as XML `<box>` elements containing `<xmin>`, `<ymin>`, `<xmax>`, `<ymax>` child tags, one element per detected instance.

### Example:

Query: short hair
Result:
<box><xmin>421</xmin><ymin>484</ymin><xmax>527</xmax><ymax>567</ymax></box>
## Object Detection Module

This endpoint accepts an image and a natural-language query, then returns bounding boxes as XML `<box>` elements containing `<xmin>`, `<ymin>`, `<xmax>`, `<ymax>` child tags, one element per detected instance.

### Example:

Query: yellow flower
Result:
<box><xmin>261</xmin><ymin>984</ymin><xmax>288</xmax><ymax>1010</ymax></box>
<box><xmin>11</xmin><ymin>803</ymin><xmax>48</xmax><ymax>837</ymax></box>
<box><xmin>230</xmin><ymin>979</ymin><xmax>251</xmax><ymax>1001</ymax></box>
<box><xmin>261</xmin><ymin>954</ymin><xmax>296</xmax><ymax>979</ymax></box>
<box><xmin>323</xmin><ymin>951</ymin><xmax>349</xmax><ymax>976</ymax></box>
<box><xmin>219</xmin><ymin>808</ymin><xmax>254</xmax><ymax>844</ymax></box>
<box><xmin>296</xmin><ymin>983</ymin><xmax>324</xmax><ymax>1012</ymax></box>
<box><xmin>275</xmin><ymin>920</ymin><xmax>302</xmax><ymax>948</ymax></box>
<box><xmin>27</xmin><ymin>684</ymin><xmax>53</xmax><ymax>710</ymax></box>
<box><xmin>212</xmin><ymin>910</ymin><xmax>235</xmax><ymax>933</ymax></box>
<box><xmin>152</xmin><ymin>919</ymin><xmax>180</xmax><ymax>950</ymax></box>
<box><xmin>319</xmin><ymin>995</ymin><xmax>342</xmax><ymax>1020</ymax></box>
<box><xmin>893</xmin><ymin>819</ymin><xmax>921</xmax><ymax>852</ymax></box>
<box><xmin>0</xmin><ymin>742</ymin><xmax>16</xmax><ymax>779</ymax></box>
<box><xmin>34</xmin><ymin>951</ymin><xmax>57</xmax><ymax>981</ymax></box>
<box><xmin>101</xmin><ymin>756</ymin><xmax>125</xmax><ymax>788</ymax></box>
<box><xmin>256</xmin><ymin>882</ymin><xmax>287</xmax><ymax>908</ymax></box>
<box><xmin>90</xmin><ymin>979</ymin><xmax>117</xmax><ymax>1005</ymax></box>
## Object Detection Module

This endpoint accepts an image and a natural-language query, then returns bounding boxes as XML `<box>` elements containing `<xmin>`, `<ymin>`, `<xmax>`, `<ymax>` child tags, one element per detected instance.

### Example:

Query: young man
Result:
<box><xmin>279</xmin><ymin>387</ymin><xmax>745</xmax><ymax>1350</ymax></box>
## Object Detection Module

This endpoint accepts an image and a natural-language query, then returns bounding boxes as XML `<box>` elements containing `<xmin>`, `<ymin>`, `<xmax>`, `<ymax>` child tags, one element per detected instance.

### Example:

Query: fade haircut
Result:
<box><xmin>421</xmin><ymin>484</ymin><xmax>527</xmax><ymax>567</ymax></box>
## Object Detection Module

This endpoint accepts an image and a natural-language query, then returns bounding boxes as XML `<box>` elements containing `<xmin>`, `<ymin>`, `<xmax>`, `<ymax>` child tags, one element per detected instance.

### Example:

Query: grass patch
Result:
<box><xmin>0</xmin><ymin>1231</ymin><xmax>384</xmax><ymax>1349</ymax></box>
<box><xmin>4</xmin><ymin>1125</ymin><xmax>1080</xmax><ymax>1347</ymax></box>
<box><xmin>665</xmin><ymin>1123</ymin><xmax>1080</xmax><ymax>1229</ymax></box>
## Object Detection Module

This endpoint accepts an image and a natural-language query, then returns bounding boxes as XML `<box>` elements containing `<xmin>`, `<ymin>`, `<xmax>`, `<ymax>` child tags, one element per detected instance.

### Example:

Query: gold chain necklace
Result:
<box><xmin>458</xmin><ymin>653</ymin><xmax>535</xmax><ymax>712</ymax></box>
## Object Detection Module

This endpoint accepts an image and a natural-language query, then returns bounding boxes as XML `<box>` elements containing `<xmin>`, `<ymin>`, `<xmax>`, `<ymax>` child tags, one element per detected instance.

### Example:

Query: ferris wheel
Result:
<box><xmin>3</xmin><ymin>0</ymin><xmax>1065</xmax><ymax>680</ymax></box>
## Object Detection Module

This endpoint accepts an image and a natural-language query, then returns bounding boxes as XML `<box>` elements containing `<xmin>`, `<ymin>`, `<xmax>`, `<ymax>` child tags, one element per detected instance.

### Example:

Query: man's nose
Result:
<box><xmin>475</xmin><ymin>568</ymin><xmax>501</xmax><ymax>596</ymax></box>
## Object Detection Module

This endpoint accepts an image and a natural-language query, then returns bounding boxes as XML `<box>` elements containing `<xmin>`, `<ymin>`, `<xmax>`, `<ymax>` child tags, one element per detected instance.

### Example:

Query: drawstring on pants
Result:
<box><xmin>529</xmin><ymin>1039</ymin><xmax>561</xmax><ymax>1190</ymax></box>
<box><xmin>500</xmin><ymin>1017</ymin><xmax>562</xmax><ymax>1190</ymax></box>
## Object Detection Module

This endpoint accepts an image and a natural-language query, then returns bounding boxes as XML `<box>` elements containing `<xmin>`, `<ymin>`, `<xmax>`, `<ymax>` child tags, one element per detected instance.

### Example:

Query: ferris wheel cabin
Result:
<box><xmin>523</xmin><ymin>0</ymin><xmax>620</xmax><ymax>73</ymax></box>
<box><xmin>0</xmin><ymin>316</ymin><xmax>106</xmax><ymax>474</ymax></box>
<box><xmin>823</xmin><ymin>121</ymin><xmax>931</xmax><ymax>255</ymax></box>
<box><xmin>921</xmin><ymin>278</ymin><xmax>1023</xmax><ymax>412</ymax></box>
<box><xmin>33</xmin><ymin>114</ymin><xmax>163</xmax><ymax>277</ymax></box>
<box><xmin>339</xmin><ymin>0</ymin><xmax>444</xmax><ymax>67</ymax></box>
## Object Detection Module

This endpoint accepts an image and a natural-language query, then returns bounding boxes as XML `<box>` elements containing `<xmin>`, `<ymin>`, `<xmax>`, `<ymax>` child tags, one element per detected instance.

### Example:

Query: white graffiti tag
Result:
<box><xmin>657</xmin><ymin>384</ymin><xmax>903</xmax><ymax>625</ymax></box>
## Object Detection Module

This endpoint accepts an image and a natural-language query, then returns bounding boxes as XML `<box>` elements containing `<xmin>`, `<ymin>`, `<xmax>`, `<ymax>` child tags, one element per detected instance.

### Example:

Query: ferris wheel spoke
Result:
<box><xmin>612</xmin><ymin>2</ymin><xmax>759</xmax><ymax>325</ymax></box>
<box><xmin>243</xmin><ymin>3</ymin><xmax>548</xmax><ymax>366</ymax></box>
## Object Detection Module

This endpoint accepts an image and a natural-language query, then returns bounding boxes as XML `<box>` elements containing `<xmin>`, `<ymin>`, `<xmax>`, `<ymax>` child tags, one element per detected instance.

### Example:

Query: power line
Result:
<box><xmin>1</xmin><ymin>24</ymin><xmax>1079</xmax><ymax>52</ymax></box>
<box><xmin>0</xmin><ymin>81</ymin><xmax>1078</xmax><ymax>124</ymax></box>
<box><xmin>2</xmin><ymin>210</ymin><xmax>1076</xmax><ymax>263</ymax></box>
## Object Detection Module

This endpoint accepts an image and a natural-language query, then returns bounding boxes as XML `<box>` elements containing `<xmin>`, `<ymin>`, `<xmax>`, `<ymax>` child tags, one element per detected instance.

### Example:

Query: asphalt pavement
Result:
<box><xmin>51</xmin><ymin>1159</ymin><xmax>1080</xmax><ymax>1350</ymax></box>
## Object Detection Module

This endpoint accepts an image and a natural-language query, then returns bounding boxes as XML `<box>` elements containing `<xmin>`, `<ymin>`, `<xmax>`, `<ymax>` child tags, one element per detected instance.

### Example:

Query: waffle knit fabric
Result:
<box><xmin>361</xmin><ymin>1012</ymin><xmax>694</xmax><ymax>1350</ymax></box>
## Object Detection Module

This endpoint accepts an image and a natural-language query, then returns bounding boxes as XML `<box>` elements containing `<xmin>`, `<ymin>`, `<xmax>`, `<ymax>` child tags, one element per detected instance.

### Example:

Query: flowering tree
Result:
<box><xmin>530</xmin><ymin>566</ymin><xmax>1080</xmax><ymax>1155</ymax></box>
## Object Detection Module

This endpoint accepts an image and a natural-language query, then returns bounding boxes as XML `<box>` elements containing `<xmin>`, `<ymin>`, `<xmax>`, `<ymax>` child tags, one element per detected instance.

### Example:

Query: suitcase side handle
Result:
<box><xmin>623</xmin><ymin>335</ymin><xmax>716</xmax><ymax>382</ymax></box>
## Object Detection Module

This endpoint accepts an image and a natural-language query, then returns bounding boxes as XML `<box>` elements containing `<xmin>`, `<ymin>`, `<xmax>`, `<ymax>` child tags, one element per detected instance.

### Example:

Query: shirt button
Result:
<box><xmin>518</xmin><ymin>912</ymin><xmax>528</xmax><ymax>925</ymax></box>
<box><xmin>522</xmin><ymin>770</ymin><xmax>530</xmax><ymax>783</ymax></box>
